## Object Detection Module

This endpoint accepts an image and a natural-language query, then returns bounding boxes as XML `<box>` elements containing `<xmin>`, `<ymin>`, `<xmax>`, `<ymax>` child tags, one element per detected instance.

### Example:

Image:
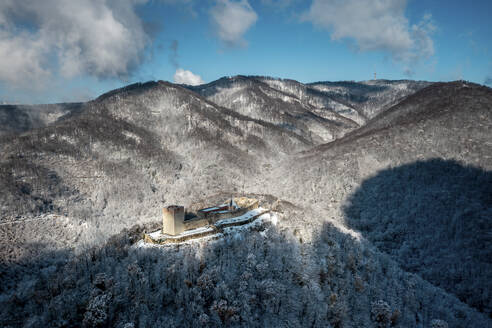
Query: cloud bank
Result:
<box><xmin>0</xmin><ymin>0</ymin><xmax>149</xmax><ymax>88</ymax></box>
<box><xmin>173</xmin><ymin>68</ymin><xmax>204</xmax><ymax>85</ymax></box>
<box><xmin>302</xmin><ymin>0</ymin><xmax>435</xmax><ymax>63</ymax></box>
<box><xmin>210</xmin><ymin>0</ymin><xmax>258</xmax><ymax>47</ymax></box>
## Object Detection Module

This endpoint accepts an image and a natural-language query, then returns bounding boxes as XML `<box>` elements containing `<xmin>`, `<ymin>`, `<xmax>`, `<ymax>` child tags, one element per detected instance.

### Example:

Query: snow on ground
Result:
<box><xmin>0</xmin><ymin>213</ymin><xmax>77</xmax><ymax>226</ymax></box>
<box><xmin>122</xmin><ymin>130</ymin><xmax>141</xmax><ymax>144</ymax></box>
<box><xmin>146</xmin><ymin>226</ymin><xmax>215</xmax><ymax>240</ymax></box>
<box><xmin>166</xmin><ymin>226</ymin><xmax>214</xmax><ymax>239</ymax></box>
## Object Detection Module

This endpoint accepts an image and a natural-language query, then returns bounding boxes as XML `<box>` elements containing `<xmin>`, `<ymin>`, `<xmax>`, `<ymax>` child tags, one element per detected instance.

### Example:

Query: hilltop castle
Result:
<box><xmin>144</xmin><ymin>197</ymin><xmax>264</xmax><ymax>244</ymax></box>
<box><xmin>162</xmin><ymin>197</ymin><xmax>259</xmax><ymax>235</ymax></box>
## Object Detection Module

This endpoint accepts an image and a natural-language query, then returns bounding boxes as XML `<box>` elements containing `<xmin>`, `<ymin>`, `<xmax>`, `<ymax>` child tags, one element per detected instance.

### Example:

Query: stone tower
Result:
<box><xmin>162</xmin><ymin>205</ymin><xmax>184</xmax><ymax>236</ymax></box>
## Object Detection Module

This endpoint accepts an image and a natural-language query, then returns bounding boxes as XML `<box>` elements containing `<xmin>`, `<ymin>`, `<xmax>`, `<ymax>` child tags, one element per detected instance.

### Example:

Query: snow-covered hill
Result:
<box><xmin>308</xmin><ymin>79</ymin><xmax>431</xmax><ymax>118</ymax></box>
<box><xmin>187</xmin><ymin>76</ymin><xmax>359</xmax><ymax>143</ymax></box>
<box><xmin>266</xmin><ymin>81</ymin><xmax>492</xmax><ymax>318</ymax></box>
<box><xmin>1</xmin><ymin>78</ymin><xmax>491</xmax><ymax>327</ymax></box>
<box><xmin>0</xmin><ymin>102</ymin><xmax>83</xmax><ymax>136</ymax></box>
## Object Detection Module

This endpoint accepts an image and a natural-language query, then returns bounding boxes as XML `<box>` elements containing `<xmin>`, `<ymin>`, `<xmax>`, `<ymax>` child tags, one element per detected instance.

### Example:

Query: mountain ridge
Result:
<box><xmin>1</xmin><ymin>76</ymin><xmax>491</xmax><ymax>327</ymax></box>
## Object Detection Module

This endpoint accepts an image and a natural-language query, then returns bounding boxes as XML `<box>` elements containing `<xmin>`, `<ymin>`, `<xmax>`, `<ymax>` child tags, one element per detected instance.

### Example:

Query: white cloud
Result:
<box><xmin>173</xmin><ymin>68</ymin><xmax>204</xmax><ymax>85</ymax></box>
<box><xmin>302</xmin><ymin>0</ymin><xmax>435</xmax><ymax>63</ymax></box>
<box><xmin>0</xmin><ymin>0</ymin><xmax>150</xmax><ymax>88</ymax></box>
<box><xmin>0</xmin><ymin>30</ymin><xmax>51</xmax><ymax>87</ymax></box>
<box><xmin>210</xmin><ymin>0</ymin><xmax>258</xmax><ymax>47</ymax></box>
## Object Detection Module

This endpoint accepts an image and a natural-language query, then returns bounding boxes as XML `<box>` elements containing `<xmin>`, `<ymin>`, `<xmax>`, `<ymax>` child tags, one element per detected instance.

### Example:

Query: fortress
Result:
<box><xmin>144</xmin><ymin>197</ymin><xmax>267</xmax><ymax>244</ymax></box>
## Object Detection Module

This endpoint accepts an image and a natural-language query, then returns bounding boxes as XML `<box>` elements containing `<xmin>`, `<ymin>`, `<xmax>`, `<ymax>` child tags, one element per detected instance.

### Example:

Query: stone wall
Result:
<box><xmin>144</xmin><ymin>227</ymin><xmax>218</xmax><ymax>244</ymax></box>
<box><xmin>159</xmin><ymin>197</ymin><xmax>260</xmax><ymax>238</ymax></box>
<box><xmin>197</xmin><ymin>197</ymin><xmax>259</xmax><ymax>223</ymax></box>
<box><xmin>144</xmin><ymin>209</ymin><xmax>270</xmax><ymax>245</ymax></box>
<box><xmin>184</xmin><ymin>218</ymin><xmax>209</xmax><ymax>230</ymax></box>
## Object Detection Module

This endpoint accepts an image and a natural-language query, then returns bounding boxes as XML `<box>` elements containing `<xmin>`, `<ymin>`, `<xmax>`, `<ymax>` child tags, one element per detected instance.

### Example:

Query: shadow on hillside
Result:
<box><xmin>1</xmin><ymin>181</ymin><xmax>491</xmax><ymax>327</ymax></box>
<box><xmin>0</xmin><ymin>160</ymin><xmax>76</xmax><ymax>217</ymax></box>
<box><xmin>0</xmin><ymin>220</ymin><xmax>316</xmax><ymax>327</ymax></box>
<box><xmin>343</xmin><ymin>158</ymin><xmax>492</xmax><ymax>316</ymax></box>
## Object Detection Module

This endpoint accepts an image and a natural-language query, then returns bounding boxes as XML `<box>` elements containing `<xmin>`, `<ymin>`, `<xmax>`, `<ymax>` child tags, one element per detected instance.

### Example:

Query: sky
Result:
<box><xmin>0</xmin><ymin>0</ymin><xmax>491</xmax><ymax>104</ymax></box>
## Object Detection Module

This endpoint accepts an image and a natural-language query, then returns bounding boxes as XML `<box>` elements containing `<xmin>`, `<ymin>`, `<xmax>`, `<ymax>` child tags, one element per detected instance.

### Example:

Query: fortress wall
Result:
<box><xmin>234</xmin><ymin>197</ymin><xmax>259</xmax><ymax>210</ymax></box>
<box><xmin>184</xmin><ymin>218</ymin><xmax>209</xmax><ymax>230</ymax></box>
<box><xmin>208</xmin><ymin>207</ymin><xmax>249</xmax><ymax>222</ymax></box>
<box><xmin>155</xmin><ymin>198</ymin><xmax>261</xmax><ymax>241</ymax></box>
<box><xmin>144</xmin><ymin>209</ymin><xmax>270</xmax><ymax>245</ymax></box>
<box><xmin>144</xmin><ymin>227</ymin><xmax>218</xmax><ymax>245</ymax></box>
<box><xmin>216</xmin><ymin>210</ymin><xmax>270</xmax><ymax>228</ymax></box>
<box><xmin>200</xmin><ymin>198</ymin><xmax>259</xmax><ymax>223</ymax></box>
<box><xmin>144</xmin><ymin>234</ymin><xmax>154</xmax><ymax>244</ymax></box>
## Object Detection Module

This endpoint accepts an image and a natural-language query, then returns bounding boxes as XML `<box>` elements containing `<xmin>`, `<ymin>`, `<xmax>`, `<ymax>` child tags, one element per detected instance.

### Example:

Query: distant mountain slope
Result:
<box><xmin>308</xmin><ymin>81</ymin><xmax>491</xmax><ymax>167</ymax></box>
<box><xmin>0</xmin><ymin>103</ymin><xmax>83</xmax><ymax>136</ymax></box>
<box><xmin>308</xmin><ymin>79</ymin><xmax>431</xmax><ymax>118</ymax></box>
<box><xmin>91</xmin><ymin>80</ymin><xmax>311</xmax><ymax>155</ymax></box>
<box><xmin>0</xmin><ymin>80</ymin><xmax>313</xmax><ymax>253</ymax></box>
<box><xmin>256</xmin><ymin>76</ymin><xmax>368</xmax><ymax>125</ymax></box>
<box><xmin>187</xmin><ymin>76</ymin><xmax>359</xmax><ymax>144</ymax></box>
<box><xmin>0</xmin><ymin>77</ymin><xmax>427</xmax><ymax>143</ymax></box>
<box><xmin>267</xmin><ymin>81</ymin><xmax>492</xmax><ymax>316</ymax></box>
<box><xmin>1</xmin><ymin>79</ymin><xmax>491</xmax><ymax>327</ymax></box>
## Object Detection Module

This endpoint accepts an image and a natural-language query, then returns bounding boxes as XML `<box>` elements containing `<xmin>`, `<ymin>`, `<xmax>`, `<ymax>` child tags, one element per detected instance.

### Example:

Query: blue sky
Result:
<box><xmin>0</xmin><ymin>0</ymin><xmax>491</xmax><ymax>104</ymax></box>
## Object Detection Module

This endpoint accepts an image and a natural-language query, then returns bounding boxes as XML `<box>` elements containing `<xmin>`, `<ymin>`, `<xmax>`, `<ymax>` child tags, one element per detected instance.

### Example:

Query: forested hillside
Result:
<box><xmin>263</xmin><ymin>81</ymin><xmax>492</xmax><ymax>320</ymax></box>
<box><xmin>0</xmin><ymin>103</ymin><xmax>83</xmax><ymax>136</ymax></box>
<box><xmin>344</xmin><ymin>159</ymin><xmax>492</xmax><ymax>315</ymax></box>
<box><xmin>1</xmin><ymin>198</ymin><xmax>489</xmax><ymax>327</ymax></box>
<box><xmin>1</xmin><ymin>78</ymin><xmax>491</xmax><ymax>327</ymax></box>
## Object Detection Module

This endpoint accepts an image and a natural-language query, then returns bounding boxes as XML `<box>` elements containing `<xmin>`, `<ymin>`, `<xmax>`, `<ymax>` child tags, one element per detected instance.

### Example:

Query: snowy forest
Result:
<box><xmin>1</xmin><ymin>78</ymin><xmax>491</xmax><ymax>327</ymax></box>
<box><xmin>2</xmin><ymin>200</ymin><xmax>488</xmax><ymax>327</ymax></box>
